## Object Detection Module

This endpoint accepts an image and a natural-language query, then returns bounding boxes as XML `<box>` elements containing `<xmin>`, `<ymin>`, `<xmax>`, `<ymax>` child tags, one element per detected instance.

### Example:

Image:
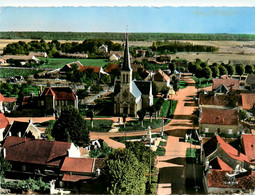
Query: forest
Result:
<box><xmin>1</xmin><ymin>32</ymin><xmax>255</xmax><ymax>41</ymax></box>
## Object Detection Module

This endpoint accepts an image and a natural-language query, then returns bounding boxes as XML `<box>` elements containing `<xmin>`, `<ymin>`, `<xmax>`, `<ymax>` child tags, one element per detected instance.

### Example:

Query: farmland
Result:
<box><xmin>39</xmin><ymin>58</ymin><xmax>109</xmax><ymax>69</ymax></box>
<box><xmin>0</xmin><ymin>68</ymin><xmax>43</xmax><ymax>78</ymax></box>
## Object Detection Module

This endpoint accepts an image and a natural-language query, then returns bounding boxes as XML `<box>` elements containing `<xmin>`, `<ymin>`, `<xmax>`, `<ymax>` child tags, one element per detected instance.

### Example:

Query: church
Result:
<box><xmin>113</xmin><ymin>35</ymin><xmax>153</xmax><ymax>117</ymax></box>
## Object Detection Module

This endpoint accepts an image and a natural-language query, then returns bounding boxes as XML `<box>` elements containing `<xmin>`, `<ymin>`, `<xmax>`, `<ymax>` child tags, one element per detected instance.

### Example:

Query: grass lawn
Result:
<box><xmin>119</xmin><ymin>119</ymin><xmax>170</xmax><ymax>132</ymax></box>
<box><xmin>39</xmin><ymin>58</ymin><xmax>109</xmax><ymax>69</ymax></box>
<box><xmin>179</xmin><ymin>80</ymin><xmax>187</xmax><ymax>89</ymax></box>
<box><xmin>0</xmin><ymin>68</ymin><xmax>43</xmax><ymax>78</ymax></box>
<box><xmin>85</xmin><ymin>119</ymin><xmax>113</xmax><ymax>132</ymax></box>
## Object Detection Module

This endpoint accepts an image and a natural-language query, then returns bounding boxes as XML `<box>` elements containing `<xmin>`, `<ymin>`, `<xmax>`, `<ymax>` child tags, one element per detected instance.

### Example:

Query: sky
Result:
<box><xmin>0</xmin><ymin>6</ymin><xmax>255</xmax><ymax>34</ymax></box>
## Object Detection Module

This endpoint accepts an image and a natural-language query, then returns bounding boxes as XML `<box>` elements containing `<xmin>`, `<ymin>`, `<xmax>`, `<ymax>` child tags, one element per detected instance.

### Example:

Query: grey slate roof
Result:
<box><xmin>121</xmin><ymin>34</ymin><xmax>132</xmax><ymax>71</ymax></box>
<box><xmin>113</xmin><ymin>80</ymin><xmax>121</xmax><ymax>96</ymax></box>
<box><xmin>246</xmin><ymin>74</ymin><xmax>255</xmax><ymax>85</ymax></box>
<box><xmin>134</xmin><ymin>80</ymin><xmax>152</xmax><ymax>95</ymax></box>
<box><xmin>131</xmin><ymin>81</ymin><xmax>142</xmax><ymax>102</ymax></box>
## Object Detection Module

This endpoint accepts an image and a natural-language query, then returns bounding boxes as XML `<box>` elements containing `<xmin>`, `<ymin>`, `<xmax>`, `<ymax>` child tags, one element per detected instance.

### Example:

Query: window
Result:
<box><xmin>228</xmin><ymin>129</ymin><xmax>233</xmax><ymax>134</ymax></box>
<box><xmin>123</xmin><ymin>74</ymin><xmax>125</xmax><ymax>82</ymax></box>
<box><xmin>205</xmin><ymin>128</ymin><xmax>209</xmax><ymax>133</ymax></box>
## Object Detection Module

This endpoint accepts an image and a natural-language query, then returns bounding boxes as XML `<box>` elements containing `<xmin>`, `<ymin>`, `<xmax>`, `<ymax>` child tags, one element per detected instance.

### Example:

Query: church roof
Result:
<box><xmin>134</xmin><ymin>80</ymin><xmax>152</xmax><ymax>95</ymax></box>
<box><xmin>131</xmin><ymin>81</ymin><xmax>142</xmax><ymax>102</ymax></box>
<box><xmin>121</xmin><ymin>34</ymin><xmax>132</xmax><ymax>71</ymax></box>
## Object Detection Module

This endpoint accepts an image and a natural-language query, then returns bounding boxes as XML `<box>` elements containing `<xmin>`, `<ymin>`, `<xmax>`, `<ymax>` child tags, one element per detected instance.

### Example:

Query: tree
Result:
<box><xmin>201</xmin><ymin>66</ymin><xmax>212</xmax><ymax>78</ymax></box>
<box><xmin>105</xmin><ymin>149</ymin><xmax>147</xmax><ymax>194</ymax></box>
<box><xmin>155</xmin><ymin>98</ymin><xmax>164</xmax><ymax>119</ymax></box>
<box><xmin>147</xmin><ymin>106</ymin><xmax>155</xmax><ymax>122</ymax></box>
<box><xmin>160</xmin><ymin>86</ymin><xmax>170</xmax><ymax>98</ymax></box>
<box><xmin>100</xmin><ymin>74</ymin><xmax>111</xmax><ymax>84</ymax></box>
<box><xmin>52</xmin><ymin>105</ymin><xmax>89</xmax><ymax>147</ymax></box>
<box><xmin>226</xmin><ymin>90</ymin><xmax>238</xmax><ymax>108</ymax></box>
<box><xmin>90</xmin><ymin>85</ymin><xmax>103</xmax><ymax>94</ymax></box>
<box><xmin>86</xmin><ymin>109</ymin><xmax>95</xmax><ymax>128</ymax></box>
<box><xmin>225</xmin><ymin>64</ymin><xmax>235</xmax><ymax>75</ymax></box>
<box><xmin>152</xmin><ymin>81</ymin><xmax>158</xmax><ymax>96</ymax></box>
<box><xmin>210</xmin><ymin>66</ymin><xmax>220</xmax><ymax>78</ymax></box>
<box><xmin>218</xmin><ymin>65</ymin><xmax>228</xmax><ymax>76</ymax></box>
<box><xmin>236</xmin><ymin>64</ymin><xmax>245</xmax><ymax>75</ymax></box>
<box><xmin>137</xmin><ymin>109</ymin><xmax>146</xmax><ymax>127</ymax></box>
<box><xmin>239</xmin><ymin>109</ymin><xmax>249</xmax><ymax>121</ymax></box>
<box><xmin>122</xmin><ymin>113</ymin><xmax>127</xmax><ymax>128</ymax></box>
<box><xmin>245</xmin><ymin>65</ymin><xmax>254</xmax><ymax>74</ymax></box>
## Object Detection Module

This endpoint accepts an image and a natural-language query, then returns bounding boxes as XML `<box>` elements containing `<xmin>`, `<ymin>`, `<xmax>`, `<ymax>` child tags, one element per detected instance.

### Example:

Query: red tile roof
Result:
<box><xmin>217</xmin><ymin>158</ymin><xmax>233</xmax><ymax>171</ymax></box>
<box><xmin>207</xmin><ymin>170</ymin><xmax>255</xmax><ymax>189</ymax></box>
<box><xmin>242</xmin><ymin>134</ymin><xmax>255</xmax><ymax>162</ymax></box>
<box><xmin>62</xmin><ymin>174</ymin><xmax>92</xmax><ymax>182</ymax></box>
<box><xmin>41</xmin><ymin>87</ymin><xmax>77</xmax><ymax>100</ymax></box>
<box><xmin>200</xmin><ymin>108</ymin><xmax>238</xmax><ymax>125</ymax></box>
<box><xmin>0</xmin><ymin>112</ymin><xmax>9</xmax><ymax>129</ymax></box>
<box><xmin>199</xmin><ymin>94</ymin><xmax>228</xmax><ymax>106</ymax></box>
<box><xmin>105</xmin><ymin>64</ymin><xmax>120</xmax><ymax>73</ymax></box>
<box><xmin>2</xmin><ymin>136</ymin><xmax>71</xmax><ymax>167</ymax></box>
<box><xmin>61</xmin><ymin>157</ymin><xmax>94</xmax><ymax>173</ymax></box>
<box><xmin>79</xmin><ymin>66</ymin><xmax>102</xmax><ymax>73</ymax></box>
<box><xmin>0</xmin><ymin>94</ymin><xmax>16</xmax><ymax>103</ymax></box>
<box><xmin>241</xmin><ymin>93</ymin><xmax>255</xmax><ymax>110</ymax></box>
<box><xmin>204</xmin><ymin>135</ymin><xmax>250</xmax><ymax>163</ymax></box>
<box><xmin>212</xmin><ymin>78</ymin><xmax>239</xmax><ymax>91</ymax></box>
<box><xmin>154</xmin><ymin>70</ymin><xmax>170</xmax><ymax>82</ymax></box>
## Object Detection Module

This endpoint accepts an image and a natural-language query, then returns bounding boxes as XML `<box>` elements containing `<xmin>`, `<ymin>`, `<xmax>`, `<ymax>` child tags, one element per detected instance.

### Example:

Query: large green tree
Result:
<box><xmin>236</xmin><ymin>64</ymin><xmax>245</xmax><ymax>75</ymax></box>
<box><xmin>210</xmin><ymin>66</ymin><xmax>220</xmax><ymax>78</ymax></box>
<box><xmin>105</xmin><ymin>149</ymin><xmax>147</xmax><ymax>194</ymax></box>
<box><xmin>245</xmin><ymin>65</ymin><xmax>254</xmax><ymax>74</ymax></box>
<box><xmin>218</xmin><ymin>65</ymin><xmax>228</xmax><ymax>76</ymax></box>
<box><xmin>52</xmin><ymin>105</ymin><xmax>90</xmax><ymax>147</ymax></box>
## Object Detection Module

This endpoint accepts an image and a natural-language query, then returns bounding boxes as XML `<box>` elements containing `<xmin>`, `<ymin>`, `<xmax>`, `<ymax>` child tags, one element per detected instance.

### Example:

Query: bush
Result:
<box><xmin>89</xmin><ymin>142</ymin><xmax>114</xmax><ymax>158</ymax></box>
<box><xmin>2</xmin><ymin>178</ymin><xmax>50</xmax><ymax>193</ymax></box>
<box><xmin>186</xmin><ymin>148</ymin><xmax>196</xmax><ymax>158</ymax></box>
<box><xmin>159</xmin><ymin>141</ymin><xmax>167</xmax><ymax>146</ymax></box>
<box><xmin>156</xmin><ymin>147</ymin><xmax>165</xmax><ymax>156</ymax></box>
<box><xmin>86</xmin><ymin>120</ymin><xmax>112</xmax><ymax>132</ymax></box>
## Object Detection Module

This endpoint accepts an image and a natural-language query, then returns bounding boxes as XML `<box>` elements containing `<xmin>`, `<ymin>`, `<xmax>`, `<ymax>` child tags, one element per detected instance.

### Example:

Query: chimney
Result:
<box><xmin>238</xmin><ymin>145</ymin><xmax>241</xmax><ymax>157</ymax></box>
<box><xmin>3</xmin><ymin>148</ymin><xmax>6</xmax><ymax>158</ymax></box>
<box><xmin>8</xmin><ymin>131</ymin><xmax>12</xmax><ymax>136</ymax></box>
<box><xmin>222</xmin><ymin>117</ymin><xmax>224</xmax><ymax>123</ymax></box>
<box><xmin>205</xmin><ymin>159</ymin><xmax>210</xmax><ymax>170</ymax></box>
<box><xmin>18</xmin><ymin>132</ymin><xmax>21</xmax><ymax>137</ymax></box>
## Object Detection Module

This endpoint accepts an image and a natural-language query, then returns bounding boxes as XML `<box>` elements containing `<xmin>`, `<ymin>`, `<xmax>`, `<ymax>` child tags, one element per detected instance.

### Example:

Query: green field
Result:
<box><xmin>39</xmin><ymin>58</ymin><xmax>109</xmax><ymax>69</ymax></box>
<box><xmin>1</xmin><ymin>32</ymin><xmax>255</xmax><ymax>41</ymax></box>
<box><xmin>0</xmin><ymin>68</ymin><xmax>43</xmax><ymax>78</ymax></box>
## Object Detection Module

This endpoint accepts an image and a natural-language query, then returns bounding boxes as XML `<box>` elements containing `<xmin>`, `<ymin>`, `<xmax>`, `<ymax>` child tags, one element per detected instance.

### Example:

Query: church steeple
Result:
<box><xmin>121</xmin><ymin>33</ymin><xmax>132</xmax><ymax>71</ymax></box>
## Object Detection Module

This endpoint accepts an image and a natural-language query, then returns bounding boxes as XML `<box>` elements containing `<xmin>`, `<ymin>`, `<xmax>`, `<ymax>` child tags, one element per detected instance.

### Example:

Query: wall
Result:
<box><xmin>200</xmin><ymin>124</ymin><xmax>240</xmax><ymax>135</ymax></box>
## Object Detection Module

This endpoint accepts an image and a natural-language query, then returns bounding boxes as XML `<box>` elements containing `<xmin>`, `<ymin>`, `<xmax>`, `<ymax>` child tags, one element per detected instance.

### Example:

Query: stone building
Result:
<box><xmin>113</xmin><ymin>35</ymin><xmax>153</xmax><ymax>117</ymax></box>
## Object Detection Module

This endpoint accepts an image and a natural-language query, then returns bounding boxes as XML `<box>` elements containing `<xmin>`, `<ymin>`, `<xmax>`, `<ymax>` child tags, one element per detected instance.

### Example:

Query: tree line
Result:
<box><xmin>152</xmin><ymin>40</ymin><xmax>218</xmax><ymax>53</ymax></box>
<box><xmin>187</xmin><ymin>59</ymin><xmax>255</xmax><ymax>78</ymax></box>
<box><xmin>1</xmin><ymin>31</ymin><xmax>255</xmax><ymax>41</ymax></box>
<box><xmin>3</xmin><ymin>39</ymin><xmax>122</xmax><ymax>57</ymax></box>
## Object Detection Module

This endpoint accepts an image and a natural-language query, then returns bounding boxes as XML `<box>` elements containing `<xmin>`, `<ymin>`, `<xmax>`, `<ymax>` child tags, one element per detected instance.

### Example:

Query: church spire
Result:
<box><xmin>121</xmin><ymin>33</ymin><xmax>132</xmax><ymax>71</ymax></box>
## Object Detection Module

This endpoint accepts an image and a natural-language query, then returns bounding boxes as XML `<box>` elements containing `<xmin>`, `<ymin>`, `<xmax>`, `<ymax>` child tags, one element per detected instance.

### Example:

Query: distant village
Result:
<box><xmin>1</xmin><ymin>35</ymin><xmax>255</xmax><ymax>194</ymax></box>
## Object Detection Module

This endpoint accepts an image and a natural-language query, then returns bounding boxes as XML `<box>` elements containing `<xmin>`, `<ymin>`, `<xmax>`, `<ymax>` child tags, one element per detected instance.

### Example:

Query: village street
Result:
<box><xmin>7</xmin><ymin>80</ymin><xmax>211</xmax><ymax>194</ymax></box>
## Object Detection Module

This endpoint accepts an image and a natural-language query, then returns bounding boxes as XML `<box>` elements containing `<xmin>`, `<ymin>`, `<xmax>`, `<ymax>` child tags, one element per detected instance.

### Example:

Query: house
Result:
<box><xmin>58</xmin><ymin>51</ymin><xmax>88</xmax><ymax>58</ymax></box>
<box><xmin>2</xmin><ymin>55</ymin><xmax>40</xmax><ymax>65</ymax></box>
<box><xmin>113</xmin><ymin>35</ymin><xmax>153</xmax><ymax>117</ymax></box>
<box><xmin>104</xmin><ymin>64</ymin><xmax>120</xmax><ymax>74</ymax></box>
<box><xmin>153</xmin><ymin>69</ymin><xmax>171</xmax><ymax>91</ymax></box>
<box><xmin>109</xmin><ymin>51</ymin><xmax>124</xmax><ymax>58</ymax></box>
<box><xmin>2</xmin><ymin>120</ymin><xmax>43</xmax><ymax>141</ymax></box>
<box><xmin>199</xmin><ymin>108</ymin><xmax>240</xmax><ymax>136</ymax></box>
<box><xmin>1</xmin><ymin>136</ymin><xmax>80</xmax><ymax>179</ymax></box>
<box><xmin>0</xmin><ymin>94</ymin><xmax>16</xmax><ymax>113</ymax></box>
<box><xmin>0</xmin><ymin>112</ymin><xmax>9</xmax><ymax>142</ymax></box>
<box><xmin>39</xmin><ymin>87</ymin><xmax>78</xmax><ymax>114</ymax></box>
<box><xmin>202</xmin><ymin>135</ymin><xmax>255</xmax><ymax>194</ymax></box>
<box><xmin>60</xmin><ymin>61</ymin><xmax>108</xmax><ymax>79</ymax></box>
<box><xmin>240</xmin><ymin>93</ymin><xmax>255</xmax><ymax>122</ymax></box>
<box><xmin>98</xmin><ymin>44</ymin><xmax>108</xmax><ymax>53</ymax></box>
<box><xmin>199</xmin><ymin>93</ymin><xmax>229</xmax><ymax>109</ymax></box>
<box><xmin>28</xmin><ymin>52</ymin><xmax>47</xmax><ymax>58</ymax></box>
<box><xmin>109</xmin><ymin>54</ymin><xmax>121</xmax><ymax>61</ymax></box>
<box><xmin>244</xmin><ymin>74</ymin><xmax>255</xmax><ymax>90</ymax></box>
<box><xmin>212</xmin><ymin>76</ymin><xmax>239</xmax><ymax>93</ymax></box>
